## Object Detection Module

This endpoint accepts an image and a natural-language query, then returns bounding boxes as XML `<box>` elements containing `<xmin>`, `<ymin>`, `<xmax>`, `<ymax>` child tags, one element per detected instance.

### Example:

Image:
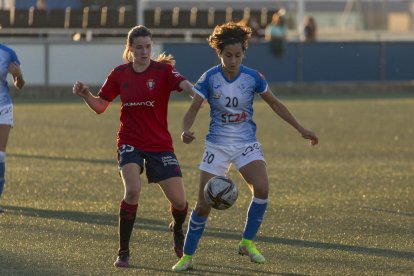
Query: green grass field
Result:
<box><xmin>1</xmin><ymin>94</ymin><xmax>413</xmax><ymax>275</ymax></box>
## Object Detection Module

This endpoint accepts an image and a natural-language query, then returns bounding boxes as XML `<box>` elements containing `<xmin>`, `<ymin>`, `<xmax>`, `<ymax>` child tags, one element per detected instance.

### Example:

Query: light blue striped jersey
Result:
<box><xmin>193</xmin><ymin>64</ymin><xmax>268</xmax><ymax>145</ymax></box>
<box><xmin>0</xmin><ymin>44</ymin><xmax>20</xmax><ymax>106</ymax></box>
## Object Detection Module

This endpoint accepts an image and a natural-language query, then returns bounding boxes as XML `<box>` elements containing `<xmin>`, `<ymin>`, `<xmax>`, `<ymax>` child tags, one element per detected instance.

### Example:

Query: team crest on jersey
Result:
<box><xmin>146</xmin><ymin>79</ymin><xmax>155</xmax><ymax>90</ymax></box>
<box><xmin>213</xmin><ymin>90</ymin><xmax>222</xmax><ymax>99</ymax></box>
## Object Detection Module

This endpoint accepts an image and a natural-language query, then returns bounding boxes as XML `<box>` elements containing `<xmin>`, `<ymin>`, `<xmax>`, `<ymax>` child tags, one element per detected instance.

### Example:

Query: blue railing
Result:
<box><xmin>164</xmin><ymin>41</ymin><xmax>414</xmax><ymax>83</ymax></box>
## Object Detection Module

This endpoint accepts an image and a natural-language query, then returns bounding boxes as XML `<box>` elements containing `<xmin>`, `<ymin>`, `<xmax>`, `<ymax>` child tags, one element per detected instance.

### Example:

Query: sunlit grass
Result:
<box><xmin>1</xmin><ymin>96</ymin><xmax>413</xmax><ymax>275</ymax></box>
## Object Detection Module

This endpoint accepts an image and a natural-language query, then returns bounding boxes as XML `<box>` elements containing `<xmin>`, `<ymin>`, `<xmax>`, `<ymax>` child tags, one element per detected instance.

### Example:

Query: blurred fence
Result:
<box><xmin>5</xmin><ymin>40</ymin><xmax>414</xmax><ymax>87</ymax></box>
<box><xmin>2</xmin><ymin>1</ymin><xmax>414</xmax><ymax>93</ymax></box>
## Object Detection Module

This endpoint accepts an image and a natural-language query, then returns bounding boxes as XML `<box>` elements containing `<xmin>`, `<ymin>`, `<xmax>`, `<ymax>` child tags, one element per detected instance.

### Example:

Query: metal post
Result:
<box><xmin>379</xmin><ymin>41</ymin><xmax>386</xmax><ymax>81</ymax></box>
<box><xmin>45</xmin><ymin>42</ymin><xmax>49</xmax><ymax>87</ymax></box>
<box><xmin>411</xmin><ymin>0</ymin><xmax>414</xmax><ymax>31</ymax></box>
<box><xmin>296</xmin><ymin>42</ymin><xmax>303</xmax><ymax>83</ymax></box>
<box><xmin>297</xmin><ymin>0</ymin><xmax>305</xmax><ymax>41</ymax></box>
<box><xmin>137</xmin><ymin>0</ymin><xmax>144</xmax><ymax>26</ymax></box>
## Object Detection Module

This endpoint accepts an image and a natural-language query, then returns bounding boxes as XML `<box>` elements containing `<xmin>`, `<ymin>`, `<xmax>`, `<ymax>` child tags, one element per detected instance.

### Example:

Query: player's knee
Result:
<box><xmin>171</xmin><ymin>199</ymin><xmax>187</xmax><ymax>211</ymax></box>
<box><xmin>125</xmin><ymin>186</ymin><xmax>140</xmax><ymax>202</ymax></box>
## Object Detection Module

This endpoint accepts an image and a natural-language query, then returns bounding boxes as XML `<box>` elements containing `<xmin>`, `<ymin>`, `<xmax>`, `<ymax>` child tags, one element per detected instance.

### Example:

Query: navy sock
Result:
<box><xmin>118</xmin><ymin>200</ymin><xmax>138</xmax><ymax>253</ymax></box>
<box><xmin>171</xmin><ymin>201</ymin><xmax>188</xmax><ymax>231</ymax></box>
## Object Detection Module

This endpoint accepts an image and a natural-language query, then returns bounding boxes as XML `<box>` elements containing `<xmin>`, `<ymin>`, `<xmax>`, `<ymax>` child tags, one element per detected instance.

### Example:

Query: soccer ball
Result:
<box><xmin>203</xmin><ymin>176</ymin><xmax>238</xmax><ymax>210</ymax></box>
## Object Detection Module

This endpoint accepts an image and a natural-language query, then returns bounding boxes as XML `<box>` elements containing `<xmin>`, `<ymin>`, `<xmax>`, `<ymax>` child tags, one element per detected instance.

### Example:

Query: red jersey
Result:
<box><xmin>98</xmin><ymin>60</ymin><xmax>186</xmax><ymax>152</ymax></box>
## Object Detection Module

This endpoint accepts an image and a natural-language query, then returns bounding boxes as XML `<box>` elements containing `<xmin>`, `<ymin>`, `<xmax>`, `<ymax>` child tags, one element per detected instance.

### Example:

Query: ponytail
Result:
<box><xmin>155</xmin><ymin>52</ymin><xmax>176</xmax><ymax>66</ymax></box>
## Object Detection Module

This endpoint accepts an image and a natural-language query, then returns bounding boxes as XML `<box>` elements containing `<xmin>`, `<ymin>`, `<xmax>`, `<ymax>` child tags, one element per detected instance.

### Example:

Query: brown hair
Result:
<box><xmin>122</xmin><ymin>25</ymin><xmax>176</xmax><ymax>66</ymax></box>
<box><xmin>123</xmin><ymin>25</ymin><xmax>152</xmax><ymax>62</ymax></box>
<box><xmin>207</xmin><ymin>22</ymin><xmax>252</xmax><ymax>54</ymax></box>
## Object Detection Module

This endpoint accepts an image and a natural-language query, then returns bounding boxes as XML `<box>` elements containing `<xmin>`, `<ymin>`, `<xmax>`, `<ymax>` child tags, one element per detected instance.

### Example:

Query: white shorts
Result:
<box><xmin>198</xmin><ymin>141</ymin><xmax>266</xmax><ymax>176</ymax></box>
<box><xmin>0</xmin><ymin>104</ymin><xmax>13</xmax><ymax>127</ymax></box>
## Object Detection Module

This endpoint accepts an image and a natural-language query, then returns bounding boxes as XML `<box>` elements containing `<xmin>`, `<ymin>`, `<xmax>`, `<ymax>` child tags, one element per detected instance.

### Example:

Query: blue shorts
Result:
<box><xmin>117</xmin><ymin>144</ymin><xmax>182</xmax><ymax>183</ymax></box>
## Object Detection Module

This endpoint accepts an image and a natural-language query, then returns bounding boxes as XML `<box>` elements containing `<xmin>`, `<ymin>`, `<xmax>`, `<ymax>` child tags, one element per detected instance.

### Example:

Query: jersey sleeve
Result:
<box><xmin>9</xmin><ymin>50</ymin><xmax>20</xmax><ymax>65</ymax></box>
<box><xmin>98</xmin><ymin>69</ymin><xmax>120</xmax><ymax>102</ymax></box>
<box><xmin>192</xmin><ymin>72</ymin><xmax>209</xmax><ymax>99</ymax></box>
<box><xmin>255</xmin><ymin>70</ymin><xmax>268</xmax><ymax>94</ymax></box>
<box><xmin>167</xmin><ymin>64</ymin><xmax>186</xmax><ymax>92</ymax></box>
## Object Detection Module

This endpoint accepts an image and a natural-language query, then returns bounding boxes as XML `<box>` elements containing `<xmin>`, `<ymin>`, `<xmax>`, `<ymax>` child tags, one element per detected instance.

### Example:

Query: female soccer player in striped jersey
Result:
<box><xmin>73</xmin><ymin>25</ymin><xmax>194</xmax><ymax>268</ymax></box>
<box><xmin>0</xmin><ymin>44</ymin><xmax>25</xmax><ymax>213</ymax></box>
<box><xmin>173</xmin><ymin>22</ymin><xmax>318</xmax><ymax>271</ymax></box>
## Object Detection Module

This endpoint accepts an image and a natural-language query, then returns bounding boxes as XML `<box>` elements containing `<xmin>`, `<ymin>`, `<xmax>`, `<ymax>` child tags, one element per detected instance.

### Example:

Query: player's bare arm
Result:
<box><xmin>8</xmin><ymin>62</ymin><xmax>24</xmax><ymax>89</ymax></box>
<box><xmin>260</xmin><ymin>88</ymin><xmax>318</xmax><ymax>145</ymax></box>
<box><xmin>179</xmin><ymin>80</ymin><xmax>195</xmax><ymax>99</ymax></box>
<box><xmin>181</xmin><ymin>94</ymin><xmax>204</xmax><ymax>144</ymax></box>
<box><xmin>73</xmin><ymin>81</ymin><xmax>110</xmax><ymax>114</ymax></box>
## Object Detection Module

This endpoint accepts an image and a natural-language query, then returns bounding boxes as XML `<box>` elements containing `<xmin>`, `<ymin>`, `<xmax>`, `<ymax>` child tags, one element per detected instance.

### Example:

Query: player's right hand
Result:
<box><xmin>181</xmin><ymin>130</ymin><xmax>195</xmax><ymax>144</ymax></box>
<box><xmin>73</xmin><ymin>81</ymin><xmax>89</xmax><ymax>98</ymax></box>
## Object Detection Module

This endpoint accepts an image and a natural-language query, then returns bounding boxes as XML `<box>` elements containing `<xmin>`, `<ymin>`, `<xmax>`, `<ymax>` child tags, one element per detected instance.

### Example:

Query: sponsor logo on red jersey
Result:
<box><xmin>172</xmin><ymin>69</ymin><xmax>182</xmax><ymax>78</ymax></box>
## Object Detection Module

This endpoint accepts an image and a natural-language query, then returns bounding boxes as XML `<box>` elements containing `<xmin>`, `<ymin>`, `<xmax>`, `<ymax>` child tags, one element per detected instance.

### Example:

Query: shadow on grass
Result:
<box><xmin>131</xmin><ymin>264</ymin><xmax>281</xmax><ymax>276</ymax></box>
<box><xmin>0</xmin><ymin>254</ymin><xmax>72</xmax><ymax>276</ymax></box>
<box><xmin>8</xmin><ymin>153</ymin><xmax>115</xmax><ymax>165</ymax></box>
<box><xmin>195</xmin><ymin>262</ymin><xmax>299</xmax><ymax>275</ymax></box>
<box><xmin>206</xmin><ymin>230</ymin><xmax>414</xmax><ymax>261</ymax></box>
<box><xmin>4</xmin><ymin>205</ymin><xmax>159</xmax><ymax>229</ymax></box>
<box><xmin>0</xmin><ymin>264</ymin><xmax>64</xmax><ymax>276</ymax></box>
<box><xmin>111</xmin><ymin>262</ymin><xmax>286</xmax><ymax>275</ymax></box>
<box><xmin>3</xmin><ymin>205</ymin><xmax>413</xmax><ymax>261</ymax></box>
<box><xmin>8</xmin><ymin>153</ymin><xmax>195</xmax><ymax>170</ymax></box>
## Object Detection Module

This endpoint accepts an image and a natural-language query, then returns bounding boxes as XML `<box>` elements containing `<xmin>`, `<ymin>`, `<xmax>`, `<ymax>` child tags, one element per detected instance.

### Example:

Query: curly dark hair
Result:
<box><xmin>208</xmin><ymin>22</ymin><xmax>252</xmax><ymax>54</ymax></box>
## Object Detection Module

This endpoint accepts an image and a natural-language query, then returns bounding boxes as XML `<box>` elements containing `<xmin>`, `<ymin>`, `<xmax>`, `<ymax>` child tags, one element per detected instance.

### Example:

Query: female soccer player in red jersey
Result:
<box><xmin>73</xmin><ymin>25</ymin><xmax>194</xmax><ymax>268</ymax></box>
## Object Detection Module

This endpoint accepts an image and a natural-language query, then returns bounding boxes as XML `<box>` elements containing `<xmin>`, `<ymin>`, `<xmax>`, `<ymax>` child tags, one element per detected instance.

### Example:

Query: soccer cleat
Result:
<box><xmin>114</xmin><ymin>250</ymin><xmax>129</xmax><ymax>268</ymax></box>
<box><xmin>172</xmin><ymin>254</ymin><xmax>193</xmax><ymax>271</ymax></box>
<box><xmin>238</xmin><ymin>239</ymin><xmax>266</xmax><ymax>263</ymax></box>
<box><xmin>169</xmin><ymin>221</ymin><xmax>184</xmax><ymax>258</ymax></box>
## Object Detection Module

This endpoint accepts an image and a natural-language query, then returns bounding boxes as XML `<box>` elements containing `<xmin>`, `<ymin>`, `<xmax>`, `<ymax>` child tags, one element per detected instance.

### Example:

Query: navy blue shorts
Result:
<box><xmin>117</xmin><ymin>145</ymin><xmax>182</xmax><ymax>183</ymax></box>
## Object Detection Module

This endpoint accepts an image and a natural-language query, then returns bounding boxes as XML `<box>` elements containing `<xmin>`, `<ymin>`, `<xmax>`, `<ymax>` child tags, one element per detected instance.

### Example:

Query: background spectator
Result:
<box><xmin>238</xmin><ymin>16</ymin><xmax>261</xmax><ymax>42</ymax></box>
<box><xmin>265</xmin><ymin>10</ymin><xmax>287</xmax><ymax>57</ymax></box>
<box><xmin>36</xmin><ymin>0</ymin><xmax>47</xmax><ymax>11</ymax></box>
<box><xmin>303</xmin><ymin>16</ymin><xmax>317</xmax><ymax>42</ymax></box>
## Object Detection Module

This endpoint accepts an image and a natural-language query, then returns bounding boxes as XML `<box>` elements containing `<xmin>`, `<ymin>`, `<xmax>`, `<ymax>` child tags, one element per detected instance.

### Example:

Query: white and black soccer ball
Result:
<box><xmin>203</xmin><ymin>176</ymin><xmax>238</xmax><ymax>210</ymax></box>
